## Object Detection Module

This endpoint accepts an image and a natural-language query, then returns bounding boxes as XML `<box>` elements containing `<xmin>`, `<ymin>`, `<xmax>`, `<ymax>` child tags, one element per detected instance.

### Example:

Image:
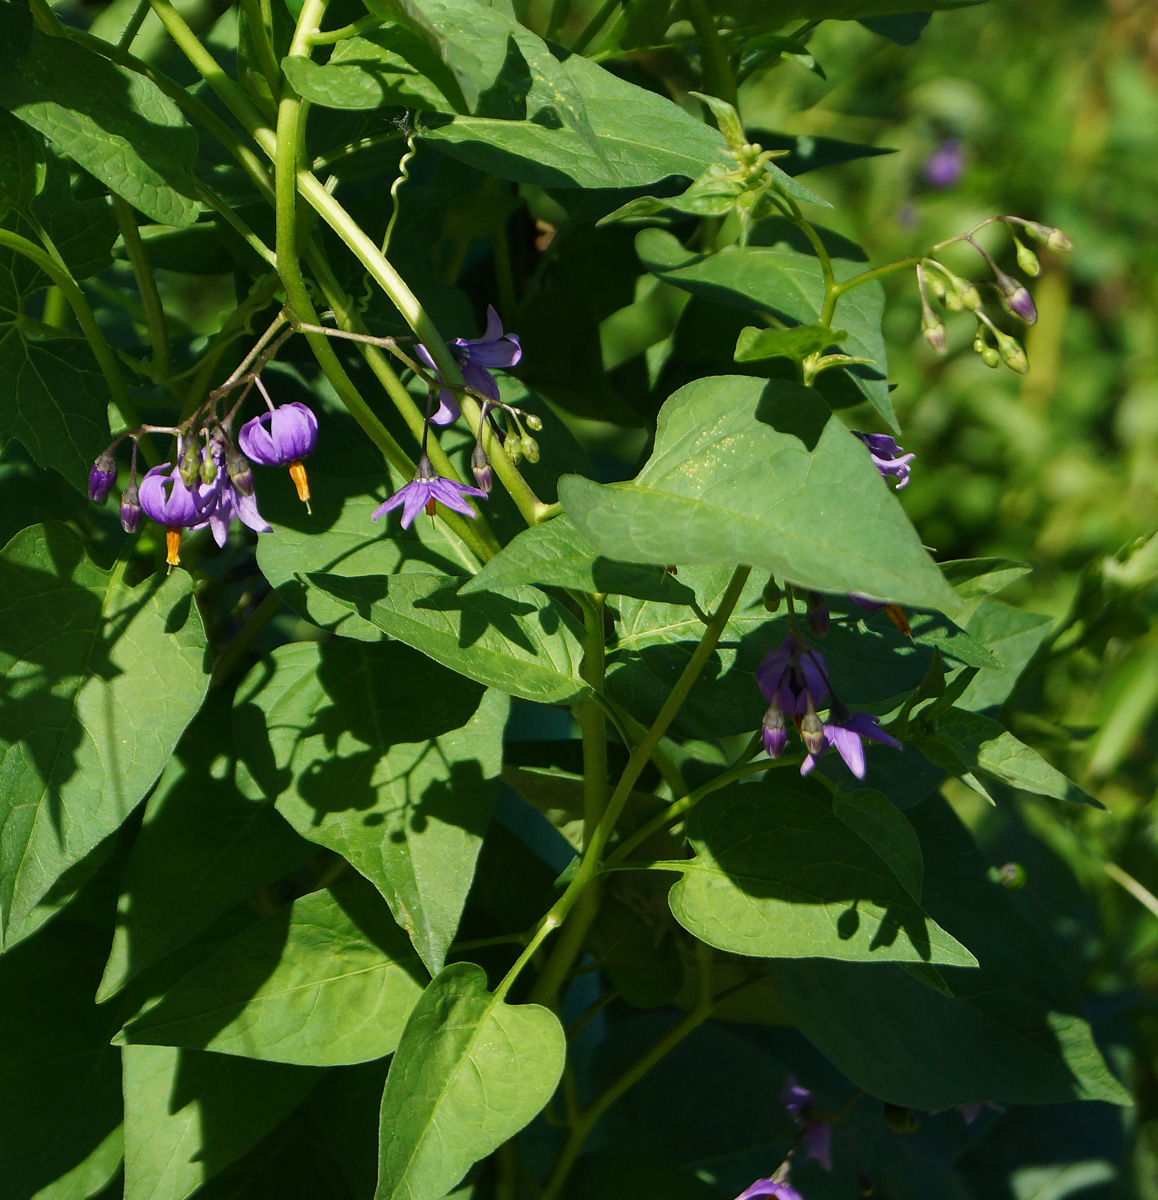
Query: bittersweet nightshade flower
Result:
<box><xmin>782</xmin><ymin>1079</ymin><xmax>833</xmax><ymax>1172</ymax></box>
<box><xmin>88</xmin><ymin>450</ymin><xmax>117</xmax><ymax>503</ymax></box>
<box><xmin>757</xmin><ymin>635</ymin><xmax>827</xmax><ymax>715</ymax></box>
<box><xmin>852</xmin><ymin>431</ymin><xmax>915</xmax><ymax>490</ymax></box>
<box><xmin>371</xmin><ymin>453</ymin><xmax>488</xmax><ymax>529</ymax></box>
<box><xmin>239</xmin><ymin>401</ymin><xmax>318</xmax><ymax>507</ymax></box>
<box><xmin>120</xmin><ymin>481</ymin><xmax>141</xmax><ymax>534</ymax></box>
<box><xmin>138</xmin><ymin>462</ymin><xmax>217</xmax><ymax>566</ymax></box>
<box><xmin>923</xmin><ymin>139</ymin><xmax>964</xmax><ymax>189</ymax></box>
<box><xmin>734</xmin><ymin>1176</ymin><xmax>803</xmax><ymax>1200</ymax></box>
<box><xmin>208</xmin><ymin>476</ymin><xmax>271</xmax><ymax>547</ymax></box>
<box><xmin>801</xmin><ymin>707</ymin><xmax>902</xmax><ymax>780</ymax></box>
<box><xmin>416</xmin><ymin>306</ymin><xmax>522</xmax><ymax>425</ymax></box>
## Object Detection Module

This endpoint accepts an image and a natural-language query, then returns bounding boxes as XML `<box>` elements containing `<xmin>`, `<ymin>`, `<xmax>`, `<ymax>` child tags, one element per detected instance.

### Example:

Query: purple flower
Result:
<box><xmin>801</xmin><ymin>708</ymin><xmax>902</xmax><ymax>780</ymax></box>
<box><xmin>416</xmin><ymin>306</ymin><xmax>522</xmax><ymax>425</ymax></box>
<box><xmin>208</xmin><ymin>477</ymin><xmax>271</xmax><ymax>547</ymax></box>
<box><xmin>782</xmin><ymin>1079</ymin><xmax>833</xmax><ymax>1172</ymax></box>
<box><xmin>734</xmin><ymin>1177</ymin><xmax>803</xmax><ymax>1200</ymax></box>
<box><xmin>757</xmin><ymin>636</ymin><xmax>828</xmax><ymax>715</ymax></box>
<box><xmin>923</xmin><ymin>139</ymin><xmax>964</xmax><ymax>189</ymax></box>
<box><xmin>371</xmin><ymin>454</ymin><xmax>488</xmax><ymax>529</ymax></box>
<box><xmin>852</xmin><ymin>431</ymin><xmax>915</xmax><ymax>490</ymax></box>
<box><xmin>239</xmin><ymin>401</ymin><xmax>318</xmax><ymax>508</ymax></box>
<box><xmin>138</xmin><ymin>461</ymin><xmax>217</xmax><ymax>566</ymax></box>
<box><xmin>88</xmin><ymin>450</ymin><xmax>117</xmax><ymax>503</ymax></box>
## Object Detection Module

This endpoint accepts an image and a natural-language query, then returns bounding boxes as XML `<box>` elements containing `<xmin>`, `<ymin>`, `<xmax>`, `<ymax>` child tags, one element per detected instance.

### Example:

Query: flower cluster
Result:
<box><xmin>87</xmin><ymin>393</ymin><xmax>317</xmax><ymax>566</ymax></box>
<box><xmin>731</xmin><ymin>1079</ymin><xmax>834</xmax><ymax>1200</ymax></box>
<box><xmin>757</xmin><ymin>633</ymin><xmax>901</xmax><ymax>778</ymax></box>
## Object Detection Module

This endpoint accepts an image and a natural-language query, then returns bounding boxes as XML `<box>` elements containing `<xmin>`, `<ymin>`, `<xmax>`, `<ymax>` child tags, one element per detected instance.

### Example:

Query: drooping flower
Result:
<box><xmin>756</xmin><ymin>635</ymin><xmax>828</xmax><ymax>715</ymax></box>
<box><xmin>207</xmin><ymin>476</ymin><xmax>271</xmax><ymax>547</ymax></box>
<box><xmin>416</xmin><ymin>306</ymin><xmax>522</xmax><ymax>425</ymax></box>
<box><xmin>138</xmin><ymin>462</ymin><xmax>217</xmax><ymax>566</ymax></box>
<box><xmin>371</xmin><ymin>454</ymin><xmax>488</xmax><ymax>529</ymax></box>
<box><xmin>923</xmin><ymin>138</ymin><xmax>964</xmax><ymax>189</ymax></box>
<box><xmin>88</xmin><ymin>449</ymin><xmax>118</xmax><ymax>503</ymax></box>
<box><xmin>239</xmin><ymin>401</ymin><xmax>319</xmax><ymax>507</ymax></box>
<box><xmin>801</xmin><ymin>706</ymin><xmax>902</xmax><ymax>780</ymax></box>
<box><xmin>852</xmin><ymin>431</ymin><xmax>915</xmax><ymax>490</ymax></box>
<box><xmin>734</xmin><ymin>1175</ymin><xmax>804</xmax><ymax>1200</ymax></box>
<box><xmin>782</xmin><ymin>1079</ymin><xmax>833</xmax><ymax>1172</ymax></box>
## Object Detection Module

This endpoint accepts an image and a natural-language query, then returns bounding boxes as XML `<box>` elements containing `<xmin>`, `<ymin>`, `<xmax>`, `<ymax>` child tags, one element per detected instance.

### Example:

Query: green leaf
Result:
<box><xmin>309</xmin><ymin>571</ymin><xmax>589</xmax><ymax>704</ymax></box>
<box><xmin>941</xmin><ymin>556</ymin><xmax>1033</xmax><ymax>598</ymax></box>
<box><xmin>769</xmin><ymin>795</ymin><xmax>1131</xmax><ymax>1108</ymax></box>
<box><xmin>234</xmin><ymin>640</ymin><xmax>505</xmax><ymax>972</ymax></box>
<box><xmin>559</xmin><ymin>376</ymin><xmax>963</xmax><ymax>615</ymax></box>
<box><xmin>0</xmin><ymin>327</ymin><xmax>111</xmax><ymax>492</ymax></box>
<box><xmin>832</xmin><ymin>787</ymin><xmax>923</xmax><ymax>901</ymax></box>
<box><xmin>905</xmin><ymin>607</ymin><xmax>1001</xmax><ymax>670</ymax></box>
<box><xmin>915</xmin><ymin>706</ymin><xmax>1100</xmax><ymax>808</ymax></box>
<box><xmin>117</xmin><ymin>879</ymin><xmax>428</xmax><ymax>1065</ymax></box>
<box><xmin>734</xmin><ymin>323</ymin><xmax>847</xmax><ymax>362</ymax></box>
<box><xmin>958</xmin><ymin>597</ymin><xmax>1052</xmax><ymax>712</ymax></box>
<box><xmin>0</xmin><ymin>7</ymin><xmax>200</xmax><ymax>227</ymax></box>
<box><xmin>122</xmin><ymin>1045</ymin><xmax>320</xmax><ymax>1200</ymax></box>
<box><xmin>461</xmin><ymin>514</ymin><xmax>697</xmax><ymax>604</ymax></box>
<box><xmin>635</xmin><ymin>221</ymin><xmax>894</xmax><ymax>425</ymax></box>
<box><xmin>374</xmin><ymin>962</ymin><xmax>566</xmax><ymax>1200</ymax></box>
<box><xmin>0</xmin><ymin>108</ymin><xmax>45</xmax><ymax>211</ymax></box>
<box><xmin>281</xmin><ymin>34</ymin><xmax>449</xmax><ymax>110</ymax></box>
<box><xmin>753</xmin><ymin>130</ymin><xmax>893</xmax><ymax>177</ymax></box>
<box><xmin>667</xmin><ymin>775</ymin><xmax>976</xmax><ymax>965</ymax></box>
<box><xmin>0</xmin><ymin>895</ymin><xmax>123</xmax><ymax>1200</ymax></box>
<box><xmin>0</xmin><ymin>524</ymin><xmax>208</xmax><ymax>944</ymax></box>
<box><xmin>96</xmin><ymin>696</ymin><xmax>314</xmax><ymax>1001</ymax></box>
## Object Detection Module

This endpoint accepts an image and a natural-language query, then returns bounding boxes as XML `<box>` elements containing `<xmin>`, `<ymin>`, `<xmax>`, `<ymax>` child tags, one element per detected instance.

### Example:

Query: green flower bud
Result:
<box><xmin>922</xmin><ymin>317</ymin><xmax>947</xmax><ymax>355</ymax></box>
<box><xmin>503</xmin><ymin>432</ymin><xmax>523</xmax><ymax>464</ymax></box>
<box><xmin>1025</xmin><ymin>221</ymin><xmax>1072</xmax><ymax>252</ymax></box>
<box><xmin>521</xmin><ymin>435</ymin><xmax>540</xmax><ymax>464</ymax></box>
<box><xmin>1014</xmin><ymin>238</ymin><xmax>1041</xmax><ymax>278</ymax></box>
<box><xmin>524</xmin><ymin>413</ymin><xmax>543</xmax><ymax>431</ymax></box>
<box><xmin>199</xmin><ymin>454</ymin><xmax>217</xmax><ymax>485</ymax></box>
<box><xmin>981</xmin><ymin>346</ymin><xmax>1000</xmax><ymax>369</ymax></box>
<box><xmin>179</xmin><ymin>437</ymin><xmax>202</xmax><ymax>490</ymax></box>
<box><xmin>994</xmin><ymin>329</ymin><xmax>1029</xmax><ymax>373</ymax></box>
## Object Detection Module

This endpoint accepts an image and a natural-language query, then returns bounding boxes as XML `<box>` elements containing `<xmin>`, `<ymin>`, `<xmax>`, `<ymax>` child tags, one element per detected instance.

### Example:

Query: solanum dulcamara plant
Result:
<box><xmin>0</xmin><ymin>1</ymin><xmax>1140</xmax><ymax>1198</ymax></box>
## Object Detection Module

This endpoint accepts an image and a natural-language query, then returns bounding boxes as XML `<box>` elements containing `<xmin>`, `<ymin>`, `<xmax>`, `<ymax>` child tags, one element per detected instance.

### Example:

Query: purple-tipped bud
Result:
<box><xmin>762</xmin><ymin>703</ymin><xmax>787</xmax><ymax>758</ymax></box>
<box><xmin>119</xmin><ymin>481</ymin><xmax>141</xmax><ymax>533</ymax></box>
<box><xmin>225</xmin><ymin>444</ymin><xmax>256</xmax><ymax>497</ymax></box>
<box><xmin>801</xmin><ymin>705</ymin><xmax>826</xmax><ymax>756</ymax></box>
<box><xmin>88</xmin><ymin>450</ymin><xmax>118</xmax><ymax>503</ymax></box>
<box><xmin>997</xmin><ymin>272</ymin><xmax>1037</xmax><ymax>324</ymax></box>
<box><xmin>471</xmin><ymin>444</ymin><xmax>493</xmax><ymax>493</ymax></box>
<box><xmin>806</xmin><ymin>592</ymin><xmax>830</xmax><ymax>637</ymax></box>
<box><xmin>922</xmin><ymin>318</ymin><xmax>947</xmax><ymax>355</ymax></box>
<box><xmin>1014</xmin><ymin>239</ymin><xmax>1041</xmax><ymax>278</ymax></box>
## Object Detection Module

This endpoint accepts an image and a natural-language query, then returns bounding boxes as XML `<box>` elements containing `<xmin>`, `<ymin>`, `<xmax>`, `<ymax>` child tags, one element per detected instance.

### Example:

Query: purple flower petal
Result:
<box><xmin>734</xmin><ymin>1179</ymin><xmax>803</xmax><ymax>1200</ymax></box>
<box><xmin>802</xmin><ymin>1122</ymin><xmax>832</xmax><ymax>1172</ymax></box>
<box><xmin>461</xmin><ymin>359</ymin><xmax>502</xmax><ymax>401</ymax></box>
<box><xmin>236</xmin><ymin>489</ymin><xmax>272</xmax><ymax>534</ymax></box>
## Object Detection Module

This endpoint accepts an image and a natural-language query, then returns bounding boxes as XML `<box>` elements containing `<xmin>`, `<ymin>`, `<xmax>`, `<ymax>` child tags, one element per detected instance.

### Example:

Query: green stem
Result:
<box><xmin>518</xmin><ymin>566</ymin><xmax>751</xmax><ymax>1009</ymax></box>
<box><xmin>538</xmin><ymin>941</ymin><xmax>716</xmax><ymax>1200</ymax></box>
<box><xmin>240</xmin><ymin>0</ymin><xmax>282</xmax><ymax>98</ymax></box>
<box><xmin>571</xmin><ymin>0</ymin><xmax>619</xmax><ymax>54</ymax></box>
<box><xmin>309</xmin><ymin>14</ymin><xmax>381</xmax><ymax>43</ymax></box>
<box><xmin>0</xmin><ymin>229</ymin><xmax>139</xmax><ymax>435</ymax></box>
<box><xmin>546</xmin><ymin>0</ymin><xmax>571</xmax><ymax>41</ymax></box>
<box><xmin>115</xmin><ymin>0</ymin><xmax>153</xmax><ymax>56</ymax></box>
<box><xmin>685</xmin><ymin>0</ymin><xmax>737</xmax><ymax>106</ymax></box>
<box><xmin>832</xmin><ymin>255</ymin><xmax>922</xmax><ymax>299</ymax></box>
<box><xmin>112</xmin><ymin>195</ymin><xmax>171</xmax><ymax>382</ymax></box>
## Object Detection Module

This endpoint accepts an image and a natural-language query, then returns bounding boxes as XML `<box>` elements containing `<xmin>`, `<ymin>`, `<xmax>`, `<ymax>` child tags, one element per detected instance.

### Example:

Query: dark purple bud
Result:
<box><xmin>998</xmin><ymin>272</ymin><xmax>1037</xmax><ymax>324</ymax></box>
<box><xmin>801</xmin><ymin>704</ymin><xmax>826</xmax><ymax>756</ymax></box>
<box><xmin>225</xmin><ymin>443</ymin><xmax>256</xmax><ymax>497</ymax></box>
<box><xmin>762</xmin><ymin>703</ymin><xmax>787</xmax><ymax>758</ymax></box>
<box><xmin>471</xmin><ymin>444</ymin><xmax>493</xmax><ymax>493</ymax></box>
<box><xmin>88</xmin><ymin>450</ymin><xmax>118</xmax><ymax>503</ymax></box>
<box><xmin>806</xmin><ymin>592</ymin><xmax>829</xmax><ymax>637</ymax></box>
<box><xmin>119</xmin><ymin>481</ymin><xmax>141</xmax><ymax>533</ymax></box>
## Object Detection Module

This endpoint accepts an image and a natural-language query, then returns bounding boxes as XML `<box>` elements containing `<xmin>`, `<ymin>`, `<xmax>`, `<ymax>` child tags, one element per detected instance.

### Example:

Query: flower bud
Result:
<box><xmin>119</xmin><ymin>481</ymin><xmax>141</xmax><ymax>533</ymax></box>
<box><xmin>762</xmin><ymin>703</ymin><xmax>787</xmax><ymax>758</ymax></box>
<box><xmin>503</xmin><ymin>431</ymin><xmax>522</xmax><ymax>464</ymax></box>
<box><xmin>224</xmin><ymin>444</ymin><xmax>255</xmax><ymax>497</ymax></box>
<box><xmin>524</xmin><ymin>413</ymin><xmax>542</xmax><ymax>431</ymax></box>
<box><xmin>1014</xmin><ymin>238</ymin><xmax>1041</xmax><ymax>278</ymax></box>
<box><xmin>761</xmin><ymin>577</ymin><xmax>782</xmax><ymax>613</ymax></box>
<box><xmin>995</xmin><ymin>861</ymin><xmax>1027</xmax><ymax>890</ymax></box>
<box><xmin>922</xmin><ymin>317</ymin><xmax>947</xmax><ymax>355</ymax></box>
<box><xmin>471</xmin><ymin>444</ymin><xmax>493</xmax><ymax>493</ymax></box>
<box><xmin>801</xmin><ymin>704</ymin><xmax>826</xmax><ymax>756</ymax></box>
<box><xmin>884</xmin><ymin>1104</ymin><xmax>920</xmax><ymax>1134</ymax></box>
<box><xmin>199</xmin><ymin>454</ymin><xmax>217</xmax><ymax>486</ymax></box>
<box><xmin>926</xmin><ymin>273</ymin><xmax>947</xmax><ymax>302</ymax></box>
<box><xmin>943</xmin><ymin>290</ymin><xmax>963</xmax><ymax>313</ymax></box>
<box><xmin>179</xmin><ymin>437</ymin><xmax>202</xmax><ymax>490</ymax></box>
<box><xmin>994</xmin><ymin>329</ymin><xmax>1029</xmax><ymax>373</ymax></box>
<box><xmin>972</xmin><ymin>335</ymin><xmax>986</xmax><ymax>355</ymax></box>
<box><xmin>981</xmin><ymin>345</ymin><xmax>1000</xmax><ymax>369</ymax></box>
<box><xmin>806</xmin><ymin>592</ymin><xmax>830</xmax><ymax>637</ymax></box>
<box><xmin>1026</xmin><ymin>221</ymin><xmax>1072</xmax><ymax>252</ymax></box>
<box><xmin>88</xmin><ymin>449</ymin><xmax>118</xmax><ymax>503</ymax></box>
<box><xmin>997</xmin><ymin>271</ymin><xmax>1037</xmax><ymax>324</ymax></box>
<box><xmin>521</xmin><ymin>435</ymin><xmax>540</xmax><ymax>464</ymax></box>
